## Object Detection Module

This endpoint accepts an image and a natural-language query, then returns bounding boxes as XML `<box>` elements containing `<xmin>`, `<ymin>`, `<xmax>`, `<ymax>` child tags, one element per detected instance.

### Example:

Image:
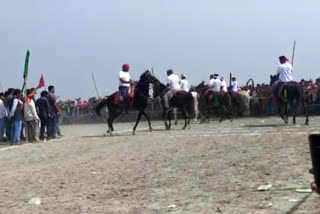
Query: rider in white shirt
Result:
<box><xmin>272</xmin><ymin>56</ymin><xmax>294</xmax><ymax>98</ymax></box>
<box><xmin>277</xmin><ymin>56</ymin><xmax>293</xmax><ymax>83</ymax></box>
<box><xmin>231</xmin><ymin>77</ymin><xmax>239</xmax><ymax>92</ymax></box>
<box><xmin>164</xmin><ymin>69</ymin><xmax>181</xmax><ymax>109</ymax></box>
<box><xmin>209</xmin><ymin>74</ymin><xmax>222</xmax><ymax>92</ymax></box>
<box><xmin>119</xmin><ymin>64</ymin><xmax>132</xmax><ymax>113</ymax></box>
<box><xmin>180</xmin><ymin>74</ymin><xmax>189</xmax><ymax>92</ymax></box>
<box><xmin>220</xmin><ymin>77</ymin><xmax>228</xmax><ymax>92</ymax></box>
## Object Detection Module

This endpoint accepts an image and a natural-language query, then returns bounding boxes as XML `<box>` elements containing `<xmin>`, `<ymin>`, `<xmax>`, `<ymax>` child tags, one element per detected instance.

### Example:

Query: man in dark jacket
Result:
<box><xmin>36</xmin><ymin>91</ymin><xmax>52</xmax><ymax>140</ymax></box>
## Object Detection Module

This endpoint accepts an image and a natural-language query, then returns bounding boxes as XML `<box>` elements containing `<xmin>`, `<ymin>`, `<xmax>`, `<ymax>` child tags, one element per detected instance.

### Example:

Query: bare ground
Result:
<box><xmin>0</xmin><ymin>117</ymin><xmax>320</xmax><ymax>214</ymax></box>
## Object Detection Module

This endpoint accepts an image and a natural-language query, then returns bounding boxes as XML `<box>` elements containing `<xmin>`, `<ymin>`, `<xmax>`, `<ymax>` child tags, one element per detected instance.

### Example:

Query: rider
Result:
<box><xmin>209</xmin><ymin>74</ymin><xmax>222</xmax><ymax>92</ymax></box>
<box><xmin>164</xmin><ymin>69</ymin><xmax>181</xmax><ymax>109</ymax></box>
<box><xmin>231</xmin><ymin>77</ymin><xmax>239</xmax><ymax>92</ymax></box>
<box><xmin>220</xmin><ymin>77</ymin><xmax>228</xmax><ymax>92</ymax></box>
<box><xmin>119</xmin><ymin>64</ymin><xmax>133</xmax><ymax>113</ymax></box>
<box><xmin>273</xmin><ymin>56</ymin><xmax>294</xmax><ymax>98</ymax></box>
<box><xmin>180</xmin><ymin>74</ymin><xmax>190</xmax><ymax>92</ymax></box>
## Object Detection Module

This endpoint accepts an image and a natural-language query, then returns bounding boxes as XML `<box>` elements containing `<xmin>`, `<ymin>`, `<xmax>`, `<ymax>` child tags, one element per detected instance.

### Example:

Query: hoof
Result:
<box><xmin>182</xmin><ymin>126</ymin><xmax>186</xmax><ymax>130</ymax></box>
<box><xmin>149</xmin><ymin>128</ymin><xmax>153</xmax><ymax>132</ymax></box>
<box><xmin>132</xmin><ymin>131</ymin><xmax>135</xmax><ymax>135</ymax></box>
<box><xmin>305</xmin><ymin>121</ymin><xmax>309</xmax><ymax>126</ymax></box>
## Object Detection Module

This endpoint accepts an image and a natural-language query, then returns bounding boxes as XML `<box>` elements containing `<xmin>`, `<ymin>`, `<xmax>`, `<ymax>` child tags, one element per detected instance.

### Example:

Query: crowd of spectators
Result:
<box><xmin>0</xmin><ymin>85</ymin><xmax>62</xmax><ymax>145</ymax></box>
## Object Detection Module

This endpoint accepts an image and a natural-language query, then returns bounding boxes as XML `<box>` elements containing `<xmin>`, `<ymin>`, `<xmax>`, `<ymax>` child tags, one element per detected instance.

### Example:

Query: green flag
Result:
<box><xmin>23</xmin><ymin>50</ymin><xmax>30</xmax><ymax>79</ymax></box>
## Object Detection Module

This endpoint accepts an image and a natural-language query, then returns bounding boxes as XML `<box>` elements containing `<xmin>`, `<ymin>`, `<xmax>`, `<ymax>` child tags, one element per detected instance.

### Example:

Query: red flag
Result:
<box><xmin>36</xmin><ymin>75</ymin><xmax>45</xmax><ymax>89</ymax></box>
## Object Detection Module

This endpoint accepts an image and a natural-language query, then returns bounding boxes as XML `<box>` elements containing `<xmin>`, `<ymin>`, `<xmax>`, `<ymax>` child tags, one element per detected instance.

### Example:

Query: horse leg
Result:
<box><xmin>132</xmin><ymin>111</ymin><xmax>143</xmax><ymax>135</ymax></box>
<box><xmin>181</xmin><ymin>108</ymin><xmax>187</xmax><ymax>130</ymax></box>
<box><xmin>284</xmin><ymin>102</ymin><xmax>289</xmax><ymax>124</ymax></box>
<box><xmin>173</xmin><ymin>108</ymin><xmax>178</xmax><ymax>125</ymax></box>
<box><xmin>142</xmin><ymin>111</ymin><xmax>153</xmax><ymax>132</ymax></box>
<box><xmin>303</xmin><ymin>101</ymin><xmax>309</xmax><ymax>125</ymax></box>
<box><xmin>107</xmin><ymin>108</ymin><xmax>122</xmax><ymax>135</ymax></box>
<box><xmin>291</xmin><ymin>101</ymin><xmax>297</xmax><ymax>125</ymax></box>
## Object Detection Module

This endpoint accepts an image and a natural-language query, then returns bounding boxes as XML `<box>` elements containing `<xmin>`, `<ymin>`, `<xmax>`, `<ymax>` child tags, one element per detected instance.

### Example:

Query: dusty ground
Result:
<box><xmin>0</xmin><ymin>117</ymin><xmax>320</xmax><ymax>214</ymax></box>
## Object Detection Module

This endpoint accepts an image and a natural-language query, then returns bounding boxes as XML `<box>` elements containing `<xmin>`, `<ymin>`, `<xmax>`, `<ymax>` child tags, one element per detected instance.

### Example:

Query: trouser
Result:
<box><xmin>164</xmin><ymin>90</ymin><xmax>175</xmax><ymax>109</ymax></box>
<box><xmin>25</xmin><ymin>120</ymin><xmax>39</xmax><ymax>142</ymax></box>
<box><xmin>40</xmin><ymin>116</ymin><xmax>50</xmax><ymax>140</ymax></box>
<box><xmin>56</xmin><ymin>115</ymin><xmax>61</xmax><ymax>136</ymax></box>
<box><xmin>49</xmin><ymin>114</ymin><xmax>57</xmax><ymax>138</ymax></box>
<box><xmin>0</xmin><ymin>117</ymin><xmax>7</xmax><ymax>141</ymax></box>
<box><xmin>119</xmin><ymin>86</ymin><xmax>129</xmax><ymax>110</ymax></box>
<box><xmin>11</xmin><ymin>119</ymin><xmax>22</xmax><ymax>145</ymax></box>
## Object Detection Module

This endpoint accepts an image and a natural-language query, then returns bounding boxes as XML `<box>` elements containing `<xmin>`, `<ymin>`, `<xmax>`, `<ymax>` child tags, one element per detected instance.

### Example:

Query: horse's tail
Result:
<box><xmin>96</xmin><ymin>98</ymin><xmax>109</xmax><ymax>116</ymax></box>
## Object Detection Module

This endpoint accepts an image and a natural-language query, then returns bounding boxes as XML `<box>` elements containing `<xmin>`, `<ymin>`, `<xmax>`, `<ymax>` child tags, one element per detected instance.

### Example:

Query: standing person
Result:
<box><xmin>8</xmin><ymin>89</ymin><xmax>23</xmax><ymax>145</ymax></box>
<box><xmin>209</xmin><ymin>74</ymin><xmax>222</xmax><ymax>92</ymax></box>
<box><xmin>231</xmin><ymin>77</ymin><xmax>239</xmax><ymax>92</ymax></box>
<box><xmin>36</xmin><ymin>91</ymin><xmax>52</xmax><ymax>141</ymax></box>
<box><xmin>5</xmin><ymin>88</ymin><xmax>15</xmax><ymax>140</ymax></box>
<box><xmin>0</xmin><ymin>92</ymin><xmax>8</xmax><ymax>142</ymax></box>
<box><xmin>180</xmin><ymin>74</ymin><xmax>190</xmax><ymax>92</ymax></box>
<box><xmin>119</xmin><ymin>64</ymin><xmax>133</xmax><ymax>114</ymax></box>
<box><xmin>48</xmin><ymin>85</ymin><xmax>61</xmax><ymax>139</ymax></box>
<box><xmin>220</xmin><ymin>77</ymin><xmax>228</xmax><ymax>92</ymax></box>
<box><xmin>164</xmin><ymin>69</ymin><xmax>181</xmax><ymax>109</ymax></box>
<box><xmin>24</xmin><ymin>89</ymin><xmax>40</xmax><ymax>142</ymax></box>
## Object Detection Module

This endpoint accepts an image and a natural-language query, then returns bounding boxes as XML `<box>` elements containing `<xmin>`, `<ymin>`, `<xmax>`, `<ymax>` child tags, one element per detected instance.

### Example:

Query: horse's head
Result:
<box><xmin>153</xmin><ymin>81</ymin><xmax>167</xmax><ymax>99</ymax></box>
<box><xmin>270</xmin><ymin>74</ymin><xmax>280</xmax><ymax>86</ymax></box>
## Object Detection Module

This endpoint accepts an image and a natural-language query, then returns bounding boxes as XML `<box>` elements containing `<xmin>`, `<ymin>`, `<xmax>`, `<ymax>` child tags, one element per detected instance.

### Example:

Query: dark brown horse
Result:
<box><xmin>153</xmin><ymin>81</ymin><xmax>194</xmax><ymax>130</ymax></box>
<box><xmin>270</xmin><ymin>74</ymin><xmax>309</xmax><ymax>125</ymax></box>
<box><xmin>96</xmin><ymin>70</ymin><xmax>158</xmax><ymax>135</ymax></box>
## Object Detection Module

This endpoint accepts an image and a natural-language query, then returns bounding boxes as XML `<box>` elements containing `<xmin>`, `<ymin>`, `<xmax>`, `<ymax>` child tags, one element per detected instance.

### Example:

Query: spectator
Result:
<box><xmin>36</xmin><ymin>90</ymin><xmax>52</xmax><ymax>141</ymax></box>
<box><xmin>24</xmin><ymin>88</ymin><xmax>40</xmax><ymax>142</ymax></box>
<box><xmin>0</xmin><ymin>92</ymin><xmax>8</xmax><ymax>142</ymax></box>
<box><xmin>8</xmin><ymin>89</ymin><xmax>23</xmax><ymax>145</ymax></box>
<box><xmin>5</xmin><ymin>88</ymin><xmax>15</xmax><ymax>140</ymax></box>
<box><xmin>48</xmin><ymin>85</ymin><xmax>62</xmax><ymax>138</ymax></box>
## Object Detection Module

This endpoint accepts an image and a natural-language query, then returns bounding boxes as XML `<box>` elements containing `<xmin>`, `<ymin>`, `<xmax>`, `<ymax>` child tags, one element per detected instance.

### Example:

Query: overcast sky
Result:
<box><xmin>1</xmin><ymin>0</ymin><xmax>320</xmax><ymax>99</ymax></box>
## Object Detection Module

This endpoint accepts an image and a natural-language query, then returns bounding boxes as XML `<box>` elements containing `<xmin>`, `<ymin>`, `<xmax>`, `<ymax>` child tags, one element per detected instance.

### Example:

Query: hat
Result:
<box><xmin>213</xmin><ymin>74</ymin><xmax>219</xmax><ymax>79</ymax></box>
<box><xmin>122</xmin><ymin>64</ymin><xmax>130</xmax><ymax>70</ymax></box>
<box><xmin>181</xmin><ymin>74</ymin><xmax>186</xmax><ymax>78</ymax></box>
<box><xmin>220</xmin><ymin>77</ymin><xmax>224</xmax><ymax>81</ymax></box>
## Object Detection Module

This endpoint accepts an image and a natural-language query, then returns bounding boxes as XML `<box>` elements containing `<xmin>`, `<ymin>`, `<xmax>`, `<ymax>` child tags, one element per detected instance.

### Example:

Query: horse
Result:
<box><xmin>270</xmin><ymin>74</ymin><xmax>309</xmax><ymax>125</ymax></box>
<box><xmin>194</xmin><ymin>83</ymin><xmax>233</xmax><ymax>123</ymax></box>
<box><xmin>152</xmin><ymin>80</ymin><xmax>194</xmax><ymax>130</ymax></box>
<box><xmin>173</xmin><ymin>87</ymin><xmax>200</xmax><ymax>125</ymax></box>
<box><xmin>96</xmin><ymin>70</ymin><xmax>157</xmax><ymax>135</ymax></box>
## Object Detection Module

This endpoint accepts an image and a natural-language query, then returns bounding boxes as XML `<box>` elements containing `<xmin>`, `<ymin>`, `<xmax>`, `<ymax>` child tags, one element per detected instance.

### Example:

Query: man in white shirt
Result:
<box><xmin>277</xmin><ymin>56</ymin><xmax>293</xmax><ymax>83</ymax></box>
<box><xmin>119</xmin><ymin>64</ymin><xmax>132</xmax><ymax>113</ymax></box>
<box><xmin>272</xmin><ymin>56</ymin><xmax>294</xmax><ymax>97</ymax></box>
<box><xmin>231</xmin><ymin>77</ymin><xmax>239</xmax><ymax>92</ymax></box>
<box><xmin>0</xmin><ymin>93</ymin><xmax>8</xmax><ymax>141</ymax></box>
<box><xmin>180</xmin><ymin>74</ymin><xmax>189</xmax><ymax>92</ymax></box>
<box><xmin>164</xmin><ymin>69</ymin><xmax>181</xmax><ymax>109</ymax></box>
<box><xmin>209</xmin><ymin>74</ymin><xmax>222</xmax><ymax>92</ymax></box>
<box><xmin>220</xmin><ymin>77</ymin><xmax>228</xmax><ymax>92</ymax></box>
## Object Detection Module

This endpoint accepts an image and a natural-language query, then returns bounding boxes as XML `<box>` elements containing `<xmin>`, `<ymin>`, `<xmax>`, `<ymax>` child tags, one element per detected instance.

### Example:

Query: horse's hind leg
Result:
<box><xmin>303</xmin><ymin>101</ymin><xmax>309</xmax><ymax>125</ymax></box>
<box><xmin>142</xmin><ymin>111</ymin><xmax>153</xmax><ymax>132</ymax></box>
<box><xmin>132</xmin><ymin>111</ymin><xmax>143</xmax><ymax>135</ymax></box>
<box><xmin>181</xmin><ymin>108</ymin><xmax>187</xmax><ymax>130</ymax></box>
<box><xmin>173</xmin><ymin>108</ymin><xmax>178</xmax><ymax>125</ymax></box>
<box><xmin>291</xmin><ymin>101</ymin><xmax>297</xmax><ymax>125</ymax></box>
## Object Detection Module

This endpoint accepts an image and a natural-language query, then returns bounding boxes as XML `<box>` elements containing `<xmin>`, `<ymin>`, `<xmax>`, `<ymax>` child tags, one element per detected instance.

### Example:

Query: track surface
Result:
<box><xmin>1</xmin><ymin>117</ymin><xmax>320</xmax><ymax>214</ymax></box>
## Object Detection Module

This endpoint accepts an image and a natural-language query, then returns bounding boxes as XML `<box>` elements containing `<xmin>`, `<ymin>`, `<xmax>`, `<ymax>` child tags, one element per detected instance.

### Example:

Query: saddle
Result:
<box><xmin>114</xmin><ymin>86</ymin><xmax>135</xmax><ymax>106</ymax></box>
<box><xmin>173</xmin><ymin>90</ymin><xmax>188</xmax><ymax>97</ymax></box>
<box><xmin>278</xmin><ymin>81</ymin><xmax>299</xmax><ymax>100</ymax></box>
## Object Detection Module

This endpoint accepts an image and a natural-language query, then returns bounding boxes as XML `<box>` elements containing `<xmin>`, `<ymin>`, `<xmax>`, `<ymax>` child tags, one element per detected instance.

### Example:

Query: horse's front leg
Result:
<box><xmin>132</xmin><ymin>111</ymin><xmax>142</xmax><ymax>135</ymax></box>
<box><xmin>181</xmin><ymin>108</ymin><xmax>187</xmax><ymax>130</ymax></box>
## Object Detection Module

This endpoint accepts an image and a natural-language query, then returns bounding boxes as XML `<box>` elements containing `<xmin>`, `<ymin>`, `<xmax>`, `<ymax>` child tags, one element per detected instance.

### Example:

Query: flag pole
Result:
<box><xmin>291</xmin><ymin>40</ymin><xmax>296</xmax><ymax>66</ymax></box>
<box><xmin>23</xmin><ymin>50</ymin><xmax>30</xmax><ymax>143</ymax></box>
<box><xmin>91</xmin><ymin>72</ymin><xmax>100</xmax><ymax>98</ymax></box>
<box><xmin>0</xmin><ymin>80</ymin><xmax>3</xmax><ymax>93</ymax></box>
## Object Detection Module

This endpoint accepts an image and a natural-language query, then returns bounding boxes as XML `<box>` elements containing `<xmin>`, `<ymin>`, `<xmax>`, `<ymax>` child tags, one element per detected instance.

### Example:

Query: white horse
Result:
<box><xmin>174</xmin><ymin>91</ymin><xmax>199</xmax><ymax>124</ymax></box>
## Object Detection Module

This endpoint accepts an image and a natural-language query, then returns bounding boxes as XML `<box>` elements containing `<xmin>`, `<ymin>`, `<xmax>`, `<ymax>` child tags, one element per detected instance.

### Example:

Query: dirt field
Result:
<box><xmin>1</xmin><ymin>117</ymin><xmax>320</xmax><ymax>214</ymax></box>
